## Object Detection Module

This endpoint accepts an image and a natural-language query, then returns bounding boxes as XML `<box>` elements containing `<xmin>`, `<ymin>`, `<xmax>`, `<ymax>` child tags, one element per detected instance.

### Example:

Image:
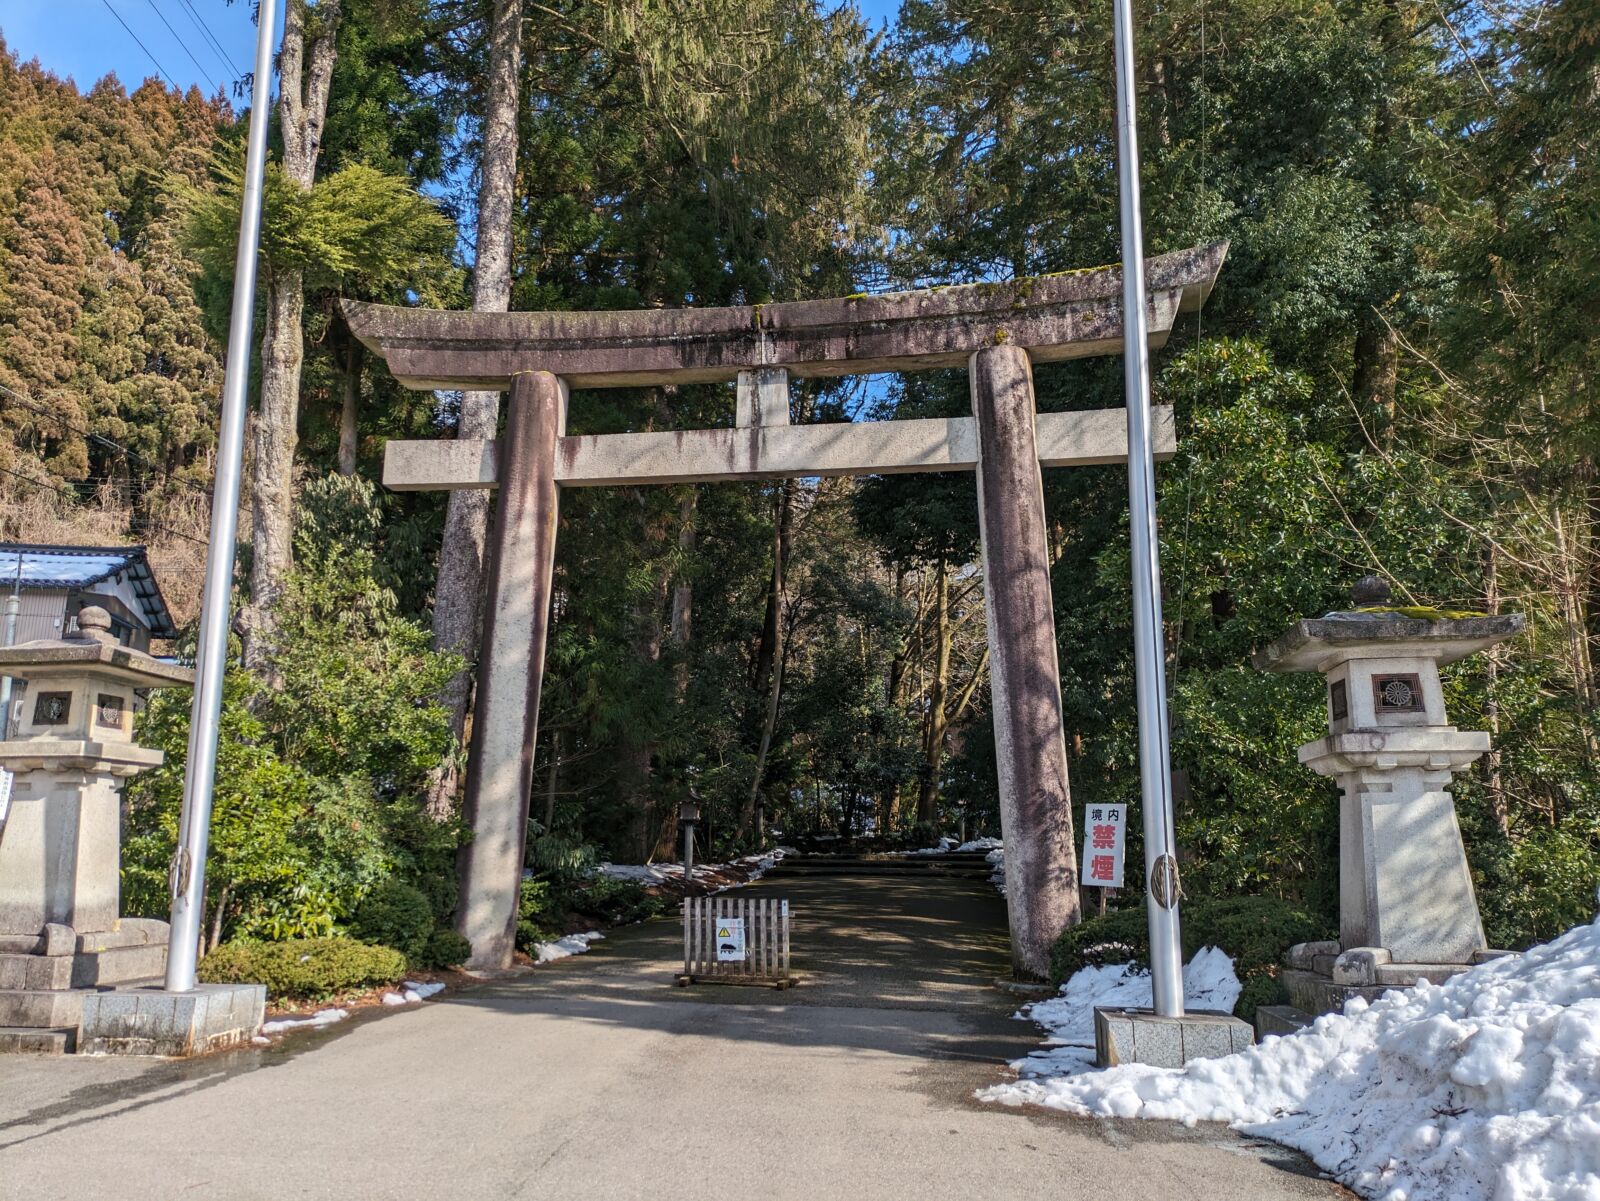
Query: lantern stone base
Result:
<box><xmin>0</xmin><ymin>918</ymin><xmax>263</xmax><ymax>1057</ymax></box>
<box><xmin>1278</xmin><ymin>939</ymin><xmax>1515</xmax><ymax>1018</ymax></box>
<box><xmin>1093</xmin><ymin>1006</ymin><xmax>1255</xmax><ymax>1068</ymax></box>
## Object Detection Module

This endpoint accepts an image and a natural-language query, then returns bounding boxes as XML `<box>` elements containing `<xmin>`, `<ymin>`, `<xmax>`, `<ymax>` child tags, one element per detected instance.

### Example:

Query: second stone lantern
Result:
<box><xmin>1254</xmin><ymin>577</ymin><xmax>1524</xmax><ymax>1013</ymax></box>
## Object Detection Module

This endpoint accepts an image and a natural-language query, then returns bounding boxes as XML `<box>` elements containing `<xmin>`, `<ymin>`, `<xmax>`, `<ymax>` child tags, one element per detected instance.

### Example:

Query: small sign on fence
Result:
<box><xmin>715</xmin><ymin>917</ymin><xmax>746</xmax><ymax>962</ymax></box>
<box><xmin>680</xmin><ymin>895</ymin><xmax>792</xmax><ymax>989</ymax></box>
<box><xmin>1081</xmin><ymin>803</ymin><xmax>1127</xmax><ymax>889</ymax></box>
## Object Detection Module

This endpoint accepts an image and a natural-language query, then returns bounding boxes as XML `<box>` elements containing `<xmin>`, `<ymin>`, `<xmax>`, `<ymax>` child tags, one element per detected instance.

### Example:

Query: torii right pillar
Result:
<box><xmin>971</xmin><ymin>344</ymin><xmax>1081</xmax><ymax>978</ymax></box>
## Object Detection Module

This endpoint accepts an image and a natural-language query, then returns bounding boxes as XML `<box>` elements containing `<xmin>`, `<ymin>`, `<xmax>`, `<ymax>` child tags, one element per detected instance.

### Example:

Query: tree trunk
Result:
<box><xmin>337</xmin><ymin>339</ymin><xmax>362</xmax><ymax>476</ymax></box>
<box><xmin>743</xmin><ymin>484</ymin><xmax>791</xmax><ymax>841</ymax></box>
<box><xmin>670</xmin><ymin>489</ymin><xmax>695</xmax><ymax>697</ymax></box>
<box><xmin>1481</xmin><ymin>539</ymin><xmax>1508</xmax><ymax>838</ymax></box>
<box><xmin>425</xmin><ymin>0</ymin><xmax>525</xmax><ymax>818</ymax></box>
<box><xmin>243</xmin><ymin>270</ymin><xmax>305</xmax><ymax>677</ymax></box>
<box><xmin>917</xmin><ymin>560</ymin><xmax>952</xmax><ymax>824</ymax></box>
<box><xmin>241</xmin><ymin>0</ymin><xmax>340</xmax><ymax>674</ymax></box>
<box><xmin>1353</xmin><ymin>319</ymin><xmax>1399</xmax><ymax>433</ymax></box>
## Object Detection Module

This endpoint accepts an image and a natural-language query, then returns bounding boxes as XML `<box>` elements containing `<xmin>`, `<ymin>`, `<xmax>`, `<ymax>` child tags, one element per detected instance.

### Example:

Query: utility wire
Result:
<box><xmin>143</xmin><ymin>0</ymin><xmax>223</xmax><ymax>93</ymax></box>
<box><xmin>99</xmin><ymin>0</ymin><xmax>177</xmax><ymax>90</ymax></box>
<box><xmin>177</xmin><ymin>0</ymin><xmax>243</xmax><ymax>78</ymax></box>
<box><xmin>0</xmin><ymin>463</ymin><xmax>209</xmax><ymax>547</ymax></box>
<box><xmin>0</xmin><ymin>382</ymin><xmax>212</xmax><ymax>498</ymax></box>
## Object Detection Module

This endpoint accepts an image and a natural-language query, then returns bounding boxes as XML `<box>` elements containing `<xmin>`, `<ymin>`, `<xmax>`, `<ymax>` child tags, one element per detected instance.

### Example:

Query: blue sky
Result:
<box><xmin>1</xmin><ymin>1</ymin><xmax>274</xmax><ymax>103</ymax></box>
<box><xmin>2</xmin><ymin>2</ymin><xmax>900</xmax><ymax>104</ymax></box>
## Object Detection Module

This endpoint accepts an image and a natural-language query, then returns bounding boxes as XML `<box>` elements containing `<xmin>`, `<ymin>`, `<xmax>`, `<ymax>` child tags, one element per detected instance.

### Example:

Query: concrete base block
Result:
<box><xmin>1094</xmin><ymin>1006</ymin><xmax>1254</xmax><ymax>1068</ymax></box>
<box><xmin>78</xmin><ymin>983</ymin><xmax>265</xmax><ymax>1057</ymax></box>
<box><xmin>1254</xmin><ymin>1004</ymin><xmax>1314</xmax><ymax>1039</ymax></box>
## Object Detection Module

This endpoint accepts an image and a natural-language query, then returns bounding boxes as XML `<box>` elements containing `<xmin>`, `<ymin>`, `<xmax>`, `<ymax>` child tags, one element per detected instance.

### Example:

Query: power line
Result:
<box><xmin>177</xmin><ymin>0</ymin><xmax>244</xmax><ymax>78</ymax></box>
<box><xmin>143</xmin><ymin>0</ymin><xmax>223</xmax><ymax>93</ymax></box>
<box><xmin>0</xmin><ymin>462</ymin><xmax>209</xmax><ymax>547</ymax></box>
<box><xmin>99</xmin><ymin>0</ymin><xmax>177</xmax><ymax>90</ymax></box>
<box><xmin>0</xmin><ymin>381</ymin><xmax>212</xmax><ymax>499</ymax></box>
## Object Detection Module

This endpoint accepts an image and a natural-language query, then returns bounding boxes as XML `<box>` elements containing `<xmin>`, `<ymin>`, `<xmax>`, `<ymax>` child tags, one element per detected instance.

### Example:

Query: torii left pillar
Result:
<box><xmin>457</xmin><ymin>371</ymin><xmax>566</xmax><ymax>968</ymax></box>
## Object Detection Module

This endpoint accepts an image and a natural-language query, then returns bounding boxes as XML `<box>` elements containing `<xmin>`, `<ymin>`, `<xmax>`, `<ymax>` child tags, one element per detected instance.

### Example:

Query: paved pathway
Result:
<box><xmin>0</xmin><ymin>873</ymin><xmax>1345</xmax><ymax>1200</ymax></box>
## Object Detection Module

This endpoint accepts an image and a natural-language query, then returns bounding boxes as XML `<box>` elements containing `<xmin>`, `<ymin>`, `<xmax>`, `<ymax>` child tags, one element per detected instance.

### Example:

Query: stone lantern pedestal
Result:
<box><xmin>0</xmin><ymin>607</ymin><xmax>264</xmax><ymax>1054</ymax></box>
<box><xmin>1254</xmin><ymin>582</ymin><xmax>1523</xmax><ymax>1019</ymax></box>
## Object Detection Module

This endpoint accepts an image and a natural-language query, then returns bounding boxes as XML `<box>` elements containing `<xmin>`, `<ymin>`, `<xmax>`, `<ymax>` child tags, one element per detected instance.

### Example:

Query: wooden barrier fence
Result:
<box><xmin>679</xmin><ymin>895</ymin><xmax>791</xmax><ymax>988</ymax></box>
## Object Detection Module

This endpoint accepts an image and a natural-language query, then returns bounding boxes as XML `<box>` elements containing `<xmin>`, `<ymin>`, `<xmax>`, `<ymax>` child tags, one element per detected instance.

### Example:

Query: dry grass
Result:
<box><xmin>0</xmin><ymin>470</ymin><xmax>211</xmax><ymax>632</ymax></box>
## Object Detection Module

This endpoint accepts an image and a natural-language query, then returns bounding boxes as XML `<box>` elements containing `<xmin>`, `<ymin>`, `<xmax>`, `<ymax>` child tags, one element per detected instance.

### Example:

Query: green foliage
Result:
<box><xmin>349</xmin><ymin>880</ymin><xmax>434</xmax><ymax>962</ymax></box>
<box><xmin>565</xmin><ymin>878</ymin><xmax>664</xmax><ymax>926</ymax></box>
<box><xmin>515</xmin><ymin>879</ymin><xmax>559</xmax><ymax>954</ymax></box>
<box><xmin>180</xmin><ymin>156</ymin><xmax>459</xmax><ymax>302</ymax></box>
<box><xmin>199</xmin><ymin>937</ymin><xmax>406</xmax><ymax>1003</ymax></box>
<box><xmin>416</xmin><ymin>928</ymin><xmax>473</xmax><ymax>970</ymax></box>
<box><xmin>1050</xmin><ymin>897</ymin><xmax>1331</xmax><ymax>1022</ymax></box>
<box><xmin>123</xmin><ymin>476</ymin><xmax>465</xmax><ymax>945</ymax></box>
<box><xmin>526</xmin><ymin>835</ymin><xmax>598</xmax><ymax>884</ymax></box>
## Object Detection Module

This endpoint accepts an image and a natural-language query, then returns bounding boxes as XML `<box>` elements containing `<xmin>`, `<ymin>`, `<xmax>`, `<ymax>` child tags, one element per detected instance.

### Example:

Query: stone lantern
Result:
<box><xmin>0</xmin><ymin>607</ymin><xmax>262</xmax><ymax>1054</ymax></box>
<box><xmin>1253</xmin><ymin>577</ymin><xmax>1523</xmax><ymax>1013</ymax></box>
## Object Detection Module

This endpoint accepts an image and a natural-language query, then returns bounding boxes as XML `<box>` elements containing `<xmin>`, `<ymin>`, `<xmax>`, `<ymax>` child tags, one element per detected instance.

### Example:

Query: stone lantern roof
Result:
<box><xmin>0</xmin><ymin>606</ymin><xmax>192</xmax><ymax>690</ymax></box>
<box><xmin>1253</xmin><ymin>611</ymin><xmax>1525</xmax><ymax>673</ymax></box>
<box><xmin>1253</xmin><ymin>576</ymin><xmax>1524</xmax><ymax>673</ymax></box>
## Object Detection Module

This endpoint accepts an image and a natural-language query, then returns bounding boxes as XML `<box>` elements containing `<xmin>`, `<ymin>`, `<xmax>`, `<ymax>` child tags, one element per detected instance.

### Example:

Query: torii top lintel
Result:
<box><xmin>341</xmin><ymin>242</ymin><xmax>1226</xmax><ymax>392</ymax></box>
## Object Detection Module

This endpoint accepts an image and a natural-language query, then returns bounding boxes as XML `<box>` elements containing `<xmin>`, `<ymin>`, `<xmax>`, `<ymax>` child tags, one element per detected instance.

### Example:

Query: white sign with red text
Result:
<box><xmin>1081</xmin><ymin>803</ymin><xmax>1126</xmax><ymax>889</ymax></box>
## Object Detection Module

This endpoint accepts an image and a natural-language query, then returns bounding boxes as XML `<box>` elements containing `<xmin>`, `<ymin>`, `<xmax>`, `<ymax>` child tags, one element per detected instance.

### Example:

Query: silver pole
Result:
<box><xmin>1111</xmin><ymin>0</ymin><xmax>1185</xmax><ymax>1017</ymax></box>
<box><xmin>0</xmin><ymin>554</ymin><xmax>22</xmax><ymax>740</ymax></box>
<box><xmin>164</xmin><ymin>0</ymin><xmax>280</xmax><ymax>992</ymax></box>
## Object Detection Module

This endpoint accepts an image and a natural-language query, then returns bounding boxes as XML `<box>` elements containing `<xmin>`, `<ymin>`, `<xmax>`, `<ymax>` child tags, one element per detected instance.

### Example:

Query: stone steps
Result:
<box><xmin>0</xmin><ymin>987</ymin><xmax>84</xmax><ymax>1028</ymax></box>
<box><xmin>767</xmin><ymin>854</ymin><xmax>994</xmax><ymax>880</ymax></box>
<box><xmin>0</xmin><ymin>1025</ymin><xmax>75</xmax><ymax>1054</ymax></box>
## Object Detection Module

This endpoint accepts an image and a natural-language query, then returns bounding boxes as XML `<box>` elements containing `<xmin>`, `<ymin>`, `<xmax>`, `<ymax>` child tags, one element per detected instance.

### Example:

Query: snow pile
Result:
<box><xmin>985</xmin><ymin>845</ymin><xmax>1005</xmax><ymax>894</ymax></box>
<box><xmin>1001</xmin><ymin>948</ymin><xmax>1241</xmax><ymax>1078</ymax></box>
<box><xmin>595</xmin><ymin>848</ymin><xmax>788</xmax><ymax>891</ymax></box>
<box><xmin>903</xmin><ymin>835</ymin><xmax>1002</xmax><ymax>857</ymax></box>
<box><xmin>261</xmin><ymin>1007</ymin><xmax>347</xmax><ymax>1035</ymax></box>
<box><xmin>380</xmin><ymin>980</ymin><xmax>447</xmax><ymax>1006</ymax></box>
<box><xmin>984</xmin><ymin>917</ymin><xmax>1600</xmax><ymax>1201</ymax></box>
<box><xmin>533</xmin><ymin>930</ymin><xmax>604</xmax><ymax>964</ymax></box>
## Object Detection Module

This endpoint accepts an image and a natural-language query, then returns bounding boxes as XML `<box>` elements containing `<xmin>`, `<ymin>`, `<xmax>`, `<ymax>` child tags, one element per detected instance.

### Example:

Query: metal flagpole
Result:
<box><xmin>164</xmin><ymin>0</ymin><xmax>280</xmax><ymax>992</ymax></box>
<box><xmin>1110</xmin><ymin>0</ymin><xmax>1185</xmax><ymax>1017</ymax></box>
<box><xmin>0</xmin><ymin>553</ymin><xmax>22</xmax><ymax>740</ymax></box>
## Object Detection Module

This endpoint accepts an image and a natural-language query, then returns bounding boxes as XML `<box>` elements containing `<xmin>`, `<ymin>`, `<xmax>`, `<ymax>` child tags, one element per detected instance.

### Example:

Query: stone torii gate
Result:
<box><xmin>343</xmin><ymin>241</ymin><xmax>1226</xmax><ymax>976</ymax></box>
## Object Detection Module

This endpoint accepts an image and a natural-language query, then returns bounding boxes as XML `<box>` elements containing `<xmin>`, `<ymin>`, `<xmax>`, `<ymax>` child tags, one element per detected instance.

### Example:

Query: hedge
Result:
<box><xmin>1050</xmin><ymin>895</ymin><xmax>1331</xmax><ymax>1021</ymax></box>
<box><xmin>199</xmin><ymin>936</ymin><xmax>407</xmax><ymax>1003</ymax></box>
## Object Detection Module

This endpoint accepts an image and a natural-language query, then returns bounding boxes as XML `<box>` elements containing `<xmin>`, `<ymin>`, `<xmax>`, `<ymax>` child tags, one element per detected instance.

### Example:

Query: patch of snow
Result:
<box><xmin>594</xmin><ymin>849</ymin><xmax>788</xmax><ymax>894</ymax></box>
<box><xmin>985</xmin><ymin>845</ymin><xmax>1005</xmax><ymax>894</ymax></box>
<box><xmin>533</xmin><ymin>930</ymin><xmax>605</xmax><ymax>964</ymax></box>
<box><xmin>982</xmin><ymin>917</ymin><xmax>1600</xmax><ymax>1201</ymax></box>
<box><xmin>1002</xmin><ymin>948</ymin><xmax>1242</xmax><ymax>1079</ymax></box>
<box><xmin>260</xmin><ymin>1007</ymin><xmax>347</xmax><ymax>1035</ymax></box>
<box><xmin>402</xmin><ymin>980</ymin><xmax>445</xmax><ymax>1000</ymax></box>
<box><xmin>381</xmin><ymin>991</ymin><xmax>408</xmax><ymax>1006</ymax></box>
<box><xmin>251</xmin><ymin>1035</ymin><xmax>270</xmax><ymax>1046</ymax></box>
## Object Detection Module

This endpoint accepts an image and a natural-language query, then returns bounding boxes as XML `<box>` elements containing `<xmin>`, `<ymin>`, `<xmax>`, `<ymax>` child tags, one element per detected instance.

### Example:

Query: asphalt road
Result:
<box><xmin>0</xmin><ymin>872</ymin><xmax>1346</xmax><ymax>1201</ymax></box>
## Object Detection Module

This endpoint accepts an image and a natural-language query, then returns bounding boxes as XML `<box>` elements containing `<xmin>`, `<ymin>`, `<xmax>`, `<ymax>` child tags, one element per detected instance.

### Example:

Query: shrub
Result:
<box><xmin>1050</xmin><ymin>895</ymin><xmax>1330</xmax><ymax>1021</ymax></box>
<box><xmin>565</xmin><ymin>877</ymin><xmax>663</xmax><ymax>926</ymax></box>
<box><xmin>515</xmin><ymin>878</ymin><xmax>558</xmax><ymax>953</ymax></box>
<box><xmin>349</xmin><ymin>879</ymin><xmax>433</xmax><ymax>962</ymax></box>
<box><xmin>416</xmin><ymin>928</ymin><xmax>472</xmax><ymax>969</ymax></box>
<box><xmin>199</xmin><ymin>936</ymin><xmax>406</xmax><ymax>1003</ymax></box>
